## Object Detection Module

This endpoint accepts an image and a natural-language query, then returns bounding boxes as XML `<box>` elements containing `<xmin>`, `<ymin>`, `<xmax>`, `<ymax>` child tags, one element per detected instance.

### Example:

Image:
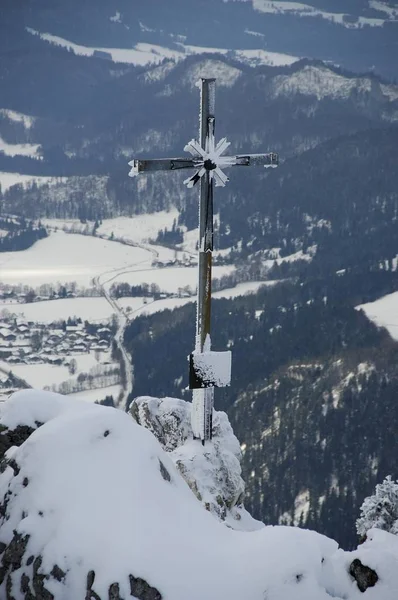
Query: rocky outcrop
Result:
<box><xmin>349</xmin><ymin>558</ymin><xmax>378</xmax><ymax>592</ymax></box>
<box><xmin>131</xmin><ymin>396</ymin><xmax>262</xmax><ymax>530</ymax></box>
<box><xmin>0</xmin><ymin>424</ymin><xmax>38</xmax><ymax>461</ymax></box>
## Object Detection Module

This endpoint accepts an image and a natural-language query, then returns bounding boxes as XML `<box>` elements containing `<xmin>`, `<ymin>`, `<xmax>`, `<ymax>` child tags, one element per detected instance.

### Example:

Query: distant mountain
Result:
<box><xmin>1</xmin><ymin>0</ymin><xmax>398</xmax><ymax>81</ymax></box>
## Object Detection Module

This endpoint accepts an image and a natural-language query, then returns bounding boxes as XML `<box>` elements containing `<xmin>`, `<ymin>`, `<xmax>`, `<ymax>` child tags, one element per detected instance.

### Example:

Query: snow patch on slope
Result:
<box><xmin>369</xmin><ymin>1</ymin><xmax>398</xmax><ymax>19</ymax></box>
<box><xmin>183</xmin><ymin>59</ymin><xmax>242</xmax><ymax>88</ymax></box>
<box><xmin>357</xmin><ymin>291</ymin><xmax>398</xmax><ymax>341</ymax></box>
<box><xmin>381</xmin><ymin>83</ymin><xmax>398</xmax><ymax>102</ymax></box>
<box><xmin>271</xmin><ymin>65</ymin><xmax>374</xmax><ymax>100</ymax></box>
<box><xmin>0</xmin><ymin>172</ymin><xmax>65</xmax><ymax>192</ymax></box>
<box><xmin>0</xmin><ymin>109</ymin><xmax>35</xmax><ymax>129</ymax></box>
<box><xmin>235</xmin><ymin>48</ymin><xmax>298</xmax><ymax>67</ymax></box>
<box><xmin>0</xmin><ymin>136</ymin><xmax>40</xmax><ymax>158</ymax></box>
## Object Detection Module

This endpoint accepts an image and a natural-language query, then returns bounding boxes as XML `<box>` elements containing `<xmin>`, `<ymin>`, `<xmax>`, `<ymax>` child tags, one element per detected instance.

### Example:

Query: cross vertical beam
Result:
<box><xmin>192</xmin><ymin>79</ymin><xmax>216</xmax><ymax>443</ymax></box>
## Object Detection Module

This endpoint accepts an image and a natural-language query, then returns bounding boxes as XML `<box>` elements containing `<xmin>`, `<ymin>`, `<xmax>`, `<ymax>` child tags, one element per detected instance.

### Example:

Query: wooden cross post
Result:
<box><xmin>129</xmin><ymin>78</ymin><xmax>278</xmax><ymax>443</ymax></box>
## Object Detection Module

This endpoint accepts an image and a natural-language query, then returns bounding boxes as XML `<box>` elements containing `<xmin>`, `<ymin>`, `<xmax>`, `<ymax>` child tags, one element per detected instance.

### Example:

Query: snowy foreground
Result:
<box><xmin>0</xmin><ymin>391</ymin><xmax>398</xmax><ymax>599</ymax></box>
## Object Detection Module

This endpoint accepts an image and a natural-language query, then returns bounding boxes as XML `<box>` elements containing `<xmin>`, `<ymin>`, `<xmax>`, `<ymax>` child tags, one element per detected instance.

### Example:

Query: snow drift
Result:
<box><xmin>0</xmin><ymin>390</ymin><xmax>398</xmax><ymax>599</ymax></box>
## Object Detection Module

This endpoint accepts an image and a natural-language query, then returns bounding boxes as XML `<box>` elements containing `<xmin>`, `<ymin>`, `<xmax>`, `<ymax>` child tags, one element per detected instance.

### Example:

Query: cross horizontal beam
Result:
<box><xmin>129</xmin><ymin>152</ymin><xmax>279</xmax><ymax>181</ymax></box>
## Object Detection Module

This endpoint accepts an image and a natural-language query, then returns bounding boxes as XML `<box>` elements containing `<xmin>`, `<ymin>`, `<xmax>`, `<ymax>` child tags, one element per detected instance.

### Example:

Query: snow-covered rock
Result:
<box><xmin>1</xmin><ymin>390</ymin><xmax>398</xmax><ymax>599</ymax></box>
<box><xmin>131</xmin><ymin>395</ymin><xmax>259</xmax><ymax>530</ymax></box>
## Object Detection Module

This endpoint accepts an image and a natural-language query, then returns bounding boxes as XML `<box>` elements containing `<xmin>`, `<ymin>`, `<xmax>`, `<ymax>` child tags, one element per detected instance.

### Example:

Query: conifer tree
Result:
<box><xmin>356</xmin><ymin>476</ymin><xmax>398</xmax><ymax>538</ymax></box>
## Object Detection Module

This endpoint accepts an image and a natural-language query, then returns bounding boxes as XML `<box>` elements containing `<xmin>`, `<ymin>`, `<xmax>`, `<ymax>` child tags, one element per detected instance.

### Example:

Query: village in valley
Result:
<box><xmin>0</xmin><ymin>310</ymin><xmax>119</xmax><ymax>401</ymax></box>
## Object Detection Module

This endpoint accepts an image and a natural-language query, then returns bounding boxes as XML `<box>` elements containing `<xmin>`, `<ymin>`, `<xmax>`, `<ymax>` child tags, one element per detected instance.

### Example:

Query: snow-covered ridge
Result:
<box><xmin>26</xmin><ymin>28</ymin><xmax>185</xmax><ymax>66</ymax></box>
<box><xmin>182</xmin><ymin>59</ymin><xmax>242</xmax><ymax>88</ymax></box>
<box><xmin>271</xmin><ymin>64</ymin><xmax>397</xmax><ymax>101</ymax></box>
<box><xmin>369</xmin><ymin>1</ymin><xmax>398</xmax><ymax>19</ymax></box>
<box><xmin>252</xmin><ymin>0</ymin><xmax>392</xmax><ymax>28</ymax></box>
<box><xmin>26</xmin><ymin>27</ymin><xmax>299</xmax><ymax>70</ymax></box>
<box><xmin>1</xmin><ymin>389</ymin><xmax>398</xmax><ymax>599</ymax></box>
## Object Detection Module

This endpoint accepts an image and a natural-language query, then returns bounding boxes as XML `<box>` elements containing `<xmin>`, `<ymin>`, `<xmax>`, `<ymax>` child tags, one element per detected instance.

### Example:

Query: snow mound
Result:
<box><xmin>1</xmin><ymin>390</ymin><xmax>398</xmax><ymax>599</ymax></box>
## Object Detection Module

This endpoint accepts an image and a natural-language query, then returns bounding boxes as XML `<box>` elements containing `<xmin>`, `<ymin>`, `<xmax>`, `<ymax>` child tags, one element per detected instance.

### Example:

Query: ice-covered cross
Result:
<box><xmin>129</xmin><ymin>78</ymin><xmax>278</xmax><ymax>444</ymax></box>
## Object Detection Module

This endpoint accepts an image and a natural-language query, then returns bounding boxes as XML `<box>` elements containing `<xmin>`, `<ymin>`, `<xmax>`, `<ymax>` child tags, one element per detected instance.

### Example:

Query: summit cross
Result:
<box><xmin>129</xmin><ymin>78</ymin><xmax>278</xmax><ymax>444</ymax></box>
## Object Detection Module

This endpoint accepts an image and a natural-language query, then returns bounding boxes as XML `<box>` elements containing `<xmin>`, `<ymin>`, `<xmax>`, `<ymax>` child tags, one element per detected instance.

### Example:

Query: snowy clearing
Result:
<box><xmin>0</xmin><ymin>351</ymin><xmax>115</xmax><ymax>392</ymax></box>
<box><xmin>0</xmin><ymin>136</ymin><xmax>40</xmax><ymax>158</ymax></box>
<box><xmin>0</xmin><ymin>109</ymin><xmax>35</xmax><ymax>128</ymax></box>
<box><xmin>97</xmin><ymin>211</ymin><xmax>180</xmax><ymax>244</ymax></box>
<box><xmin>3</xmin><ymin>362</ymin><xmax>70</xmax><ymax>389</ymax></box>
<box><xmin>357</xmin><ymin>291</ymin><xmax>398</xmax><ymax>341</ymax></box>
<box><xmin>42</xmin><ymin>213</ymin><xmax>187</xmax><ymax>263</ymax></box>
<box><xmin>235</xmin><ymin>48</ymin><xmax>298</xmax><ymax>67</ymax></box>
<box><xmin>0</xmin><ymin>172</ymin><xmax>66</xmax><ymax>192</ymax></box>
<box><xmin>213</xmin><ymin>280</ymin><xmax>279</xmax><ymax>299</ymax></box>
<box><xmin>0</xmin><ymin>297</ymin><xmax>115</xmax><ymax>323</ymax></box>
<box><xmin>68</xmin><ymin>384</ymin><xmax>122</xmax><ymax>403</ymax></box>
<box><xmin>0</xmin><ymin>231</ymin><xmax>152</xmax><ymax>286</ymax></box>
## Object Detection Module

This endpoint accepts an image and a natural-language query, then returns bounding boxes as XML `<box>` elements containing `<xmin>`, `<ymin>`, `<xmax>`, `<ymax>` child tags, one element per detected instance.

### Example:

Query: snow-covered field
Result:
<box><xmin>67</xmin><ymin>384</ymin><xmax>122</xmax><ymax>403</ymax></box>
<box><xmin>0</xmin><ymin>297</ymin><xmax>115</xmax><ymax>323</ymax></box>
<box><xmin>0</xmin><ymin>172</ymin><xmax>64</xmax><ymax>192</ymax></box>
<box><xmin>0</xmin><ymin>231</ymin><xmax>152</xmax><ymax>286</ymax></box>
<box><xmin>3</xmin><ymin>362</ymin><xmax>70</xmax><ymax>389</ymax></box>
<box><xmin>42</xmin><ymin>213</ymin><xmax>189</xmax><ymax>262</ymax></box>
<box><xmin>0</xmin><ymin>283</ymin><xmax>277</xmax><ymax>324</ymax></box>
<box><xmin>0</xmin><ymin>136</ymin><xmax>40</xmax><ymax>159</ymax></box>
<box><xmin>96</xmin><ymin>211</ymin><xmax>180</xmax><ymax>244</ymax></box>
<box><xmin>252</xmin><ymin>0</ymin><xmax>388</xmax><ymax>27</ymax></box>
<box><xmin>357</xmin><ymin>291</ymin><xmax>398</xmax><ymax>341</ymax></box>
<box><xmin>0</xmin><ymin>351</ymin><xmax>116</xmax><ymax>393</ymax></box>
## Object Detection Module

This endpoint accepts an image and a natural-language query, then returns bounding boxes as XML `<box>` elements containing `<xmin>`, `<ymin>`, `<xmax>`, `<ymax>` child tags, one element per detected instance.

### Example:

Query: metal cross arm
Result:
<box><xmin>128</xmin><ymin>148</ymin><xmax>279</xmax><ymax>187</ymax></box>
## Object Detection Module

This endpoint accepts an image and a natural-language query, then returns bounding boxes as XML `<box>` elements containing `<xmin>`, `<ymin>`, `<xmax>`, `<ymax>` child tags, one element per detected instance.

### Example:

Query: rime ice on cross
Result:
<box><xmin>129</xmin><ymin>78</ymin><xmax>278</xmax><ymax>444</ymax></box>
